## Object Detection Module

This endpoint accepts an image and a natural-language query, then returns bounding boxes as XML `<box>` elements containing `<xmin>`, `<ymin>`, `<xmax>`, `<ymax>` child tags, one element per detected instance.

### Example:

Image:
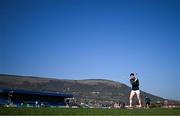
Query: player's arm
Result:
<box><xmin>130</xmin><ymin>78</ymin><xmax>135</xmax><ymax>85</ymax></box>
<box><xmin>136</xmin><ymin>79</ymin><xmax>139</xmax><ymax>86</ymax></box>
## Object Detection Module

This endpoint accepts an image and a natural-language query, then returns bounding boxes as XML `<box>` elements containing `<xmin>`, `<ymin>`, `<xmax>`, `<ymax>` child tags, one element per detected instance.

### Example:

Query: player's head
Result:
<box><xmin>130</xmin><ymin>73</ymin><xmax>134</xmax><ymax>77</ymax></box>
<box><xmin>130</xmin><ymin>73</ymin><xmax>135</xmax><ymax>79</ymax></box>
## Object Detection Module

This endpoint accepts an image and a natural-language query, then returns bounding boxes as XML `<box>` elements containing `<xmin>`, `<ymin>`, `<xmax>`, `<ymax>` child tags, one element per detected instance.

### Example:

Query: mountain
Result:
<box><xmin>0</xmin><ymin>74</ymin><xmax>166</xmax><ymax>105</ymax></box>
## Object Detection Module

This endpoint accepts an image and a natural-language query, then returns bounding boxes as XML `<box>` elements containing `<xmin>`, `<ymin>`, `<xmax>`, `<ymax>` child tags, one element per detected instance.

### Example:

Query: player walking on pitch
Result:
<box><xmin>129</xmin><ymin>73</ymin><xmax>142</xmax><ymax>108</ymax></box>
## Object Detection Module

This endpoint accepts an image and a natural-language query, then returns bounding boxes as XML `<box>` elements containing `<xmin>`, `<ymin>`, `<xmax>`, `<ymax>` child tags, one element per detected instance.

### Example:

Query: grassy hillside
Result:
<box><xmin>0</xmin><ymin>74</ymin><xmax>165</xmax><ymax>105</ymax></box>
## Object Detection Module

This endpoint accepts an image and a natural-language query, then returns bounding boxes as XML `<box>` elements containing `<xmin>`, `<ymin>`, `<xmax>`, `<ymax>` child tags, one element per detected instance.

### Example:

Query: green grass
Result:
<box><xmin>0</xmin><ymin>108</ymin><xmax>180</xmax><ymax>115</ymax></box>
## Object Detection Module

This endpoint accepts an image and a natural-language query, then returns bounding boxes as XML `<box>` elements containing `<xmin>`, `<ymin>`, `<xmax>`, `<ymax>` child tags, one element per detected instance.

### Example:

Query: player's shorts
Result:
<box><xmin>131</xmin><ymin>90</ymin><xmax>140</xmax><ymax>95</ymax></box>
<box><xmin>146</xmin><ymin>102</ymin><xmax>150</xmax><ymax>105</ymax></box>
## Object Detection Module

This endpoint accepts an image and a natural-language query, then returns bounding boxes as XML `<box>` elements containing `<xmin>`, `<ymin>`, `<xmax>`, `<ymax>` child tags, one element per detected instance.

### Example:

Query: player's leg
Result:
<box><xmin>145</xmin><ymin>103</ymin><xmax>148</xmax><ymax>108</ymax></box>
<box><xmin>147</xmin><ymin>103</ymin><xmax>149</xmax><ymax>108</ymax></box>
<box><xmin>136</xmin><ymin>90</ymin><xmax>142</xmax><ymax>107</ymax></box>
<box><xmin>129</xmin><ymin>90</ymin><xmax>135</xmax><ymax>107</ymax></box>
<box><xmin>147</xmin><ymin>102</ymin><xmax>150</xmax><ymax>108</ymax></box>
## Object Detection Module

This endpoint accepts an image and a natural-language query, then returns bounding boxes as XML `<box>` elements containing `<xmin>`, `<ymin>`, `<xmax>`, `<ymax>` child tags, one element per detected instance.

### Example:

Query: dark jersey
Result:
<box><xmin>130</xmin><ymin>78</ymin><xmax>139</xmax><ymax>90</ymax></box>
<box><xmin>145</xmin><ymin>97</ymin><xmax>151</xmax><ymax>104</ymax></box>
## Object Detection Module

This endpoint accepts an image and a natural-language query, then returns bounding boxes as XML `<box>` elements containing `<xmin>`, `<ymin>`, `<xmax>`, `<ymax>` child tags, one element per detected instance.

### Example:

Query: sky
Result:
<box><xmin>0</xmin><ymin>0</ymin><xmax>180</xmax><ymax>100</ymax></box>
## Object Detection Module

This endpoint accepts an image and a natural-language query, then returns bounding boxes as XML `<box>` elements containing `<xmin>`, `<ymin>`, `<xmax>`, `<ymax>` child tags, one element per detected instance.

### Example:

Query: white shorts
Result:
<box><xmin>131</xmin><ymin>90</ymin><xmax>140</xmax><ymax>95</ymax></box>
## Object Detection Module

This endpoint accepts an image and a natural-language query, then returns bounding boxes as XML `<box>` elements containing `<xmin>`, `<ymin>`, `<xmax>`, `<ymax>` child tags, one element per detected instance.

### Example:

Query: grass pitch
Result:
<box><xmin>0</xmin><ymin>107</ymin><xmax>180</xmax><ymax>115</ymax></box>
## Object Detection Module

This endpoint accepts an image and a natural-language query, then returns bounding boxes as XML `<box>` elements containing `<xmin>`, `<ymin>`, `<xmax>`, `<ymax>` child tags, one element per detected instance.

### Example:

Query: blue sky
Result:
<box><xmin>0</xmin><ymin>0</ymin><xmax>180</xmax><ymax>100</ymax></box>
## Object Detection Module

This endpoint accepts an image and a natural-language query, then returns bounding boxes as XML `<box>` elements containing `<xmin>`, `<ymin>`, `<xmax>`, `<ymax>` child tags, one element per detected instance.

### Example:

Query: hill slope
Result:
<box><xmin>0</xmin><ymin>74</ymin><xmax>165</xmax><ymax>105</ymax></box>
